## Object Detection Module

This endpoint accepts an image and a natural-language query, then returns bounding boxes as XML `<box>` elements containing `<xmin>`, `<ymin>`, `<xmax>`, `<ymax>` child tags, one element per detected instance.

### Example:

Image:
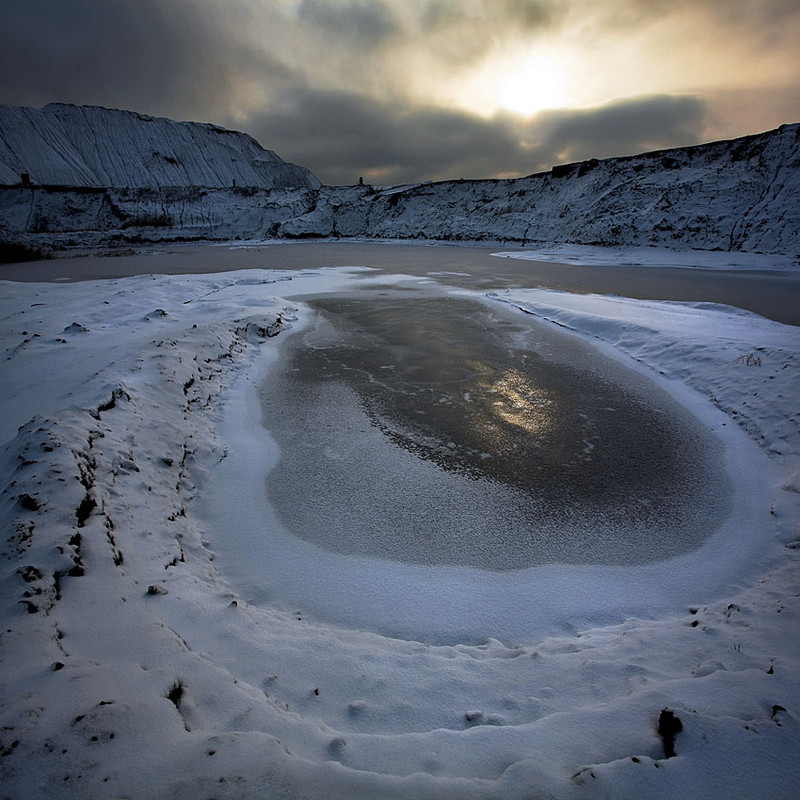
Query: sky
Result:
<box><xmin>1</xmin><ymin>0</ymin><xmax>799</xmax><ymax>185</ymax></box>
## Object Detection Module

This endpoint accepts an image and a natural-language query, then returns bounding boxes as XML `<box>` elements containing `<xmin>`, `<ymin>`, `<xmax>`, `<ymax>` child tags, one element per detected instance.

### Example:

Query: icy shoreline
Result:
<box><xmin>1</xmin><ymin>255</ymin><xmax>799</xmax><ymax>798</ymax></box>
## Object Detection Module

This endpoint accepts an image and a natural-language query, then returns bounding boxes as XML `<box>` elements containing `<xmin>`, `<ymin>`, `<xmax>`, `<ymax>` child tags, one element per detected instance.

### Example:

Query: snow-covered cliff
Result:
<box><xmin>287</xmin><ymin>123</ymin><xmax>799</xmax><ymax>255</ymax></box>
<box><xmin>1</xmin><ymin>110</ymin><xmax>798</xmax><ymax>256</ymax></box>
<box><xmin>0</xmin><ymin>104</ymin><xmax>320</xmax><ymax>190</ymax></box>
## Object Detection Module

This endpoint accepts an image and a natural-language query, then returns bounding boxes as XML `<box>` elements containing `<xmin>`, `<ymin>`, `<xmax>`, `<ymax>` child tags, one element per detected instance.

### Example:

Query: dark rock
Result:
<box><xmin>657</xmin><ymin>708</ymin><xmax>683</xmax><ymax>758</ymax></box>
<box><xmin>19</xmin><ymin>493</ymin><xmax>40</xmax><ymax>511</ymax></box>
<box><xmin>76</xmin><ymin>495</ymin><xmax>96</xmax><ymax>526</ymax></box>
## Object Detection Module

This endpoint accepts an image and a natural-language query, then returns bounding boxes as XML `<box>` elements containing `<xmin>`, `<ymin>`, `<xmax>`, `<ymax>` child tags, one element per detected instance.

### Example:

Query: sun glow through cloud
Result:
<box><xmin>497</xmin><ymin>53</ymin><xmax>568</xmax><ymax>116</ymax></box>
<box><xmin>449</xmin><ymin>48</ymin><xmax>577</xmax><ymax>118</ymax></box>
<box><xmin>2</xmin><ymin>0</ymin><xmax>800</xmax><ymax>184</ymax></box>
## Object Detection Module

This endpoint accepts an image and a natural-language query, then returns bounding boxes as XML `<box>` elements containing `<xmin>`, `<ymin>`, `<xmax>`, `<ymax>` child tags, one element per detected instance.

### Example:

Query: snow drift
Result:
<box><xmin>1</xmin><ymin>108</ymin><xmax>798</xmax><ymax>256</ymax></box>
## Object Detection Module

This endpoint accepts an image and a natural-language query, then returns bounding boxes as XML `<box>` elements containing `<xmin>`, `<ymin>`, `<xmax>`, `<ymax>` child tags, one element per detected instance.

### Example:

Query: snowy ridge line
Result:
<box><xmin>1</xmin><ymin>116</ymin><xmax>799</xmax><ymax>257</ymax></box>
<box><xmin>1</xmin><ymin>310</ymin><xmax>290</xmax><ymax>614</ymax></box>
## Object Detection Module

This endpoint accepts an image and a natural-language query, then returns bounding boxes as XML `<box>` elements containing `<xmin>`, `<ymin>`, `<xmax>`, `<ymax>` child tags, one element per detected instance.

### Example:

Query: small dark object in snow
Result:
<box><xmin>19</xmin><ymin>493</ymin><xmax>40</xmax><ymax>511</ymax></box>
<box><xmin>167</xmin><ymin>683</ymin><xmax>184</xmax><ymax>709</ymax></box>
<box><xmin>146</xmin><ymin>584</ymin><xmax>168</xmax><ymax>596</ymax></box>
<box><xmin>52</xmin><ymin>661</ymin><xmax>65</xmax><ymax>671</ymax></box>
<box><xmin>18</xmin><ymin>565</ymin><xmax>43</xmax><ymax>583</ymax></box>
<box><xmin>328</xmin><ymin>737</ymin><xmax>346</xmax><ymax>756</ymax></box>
<box><xmin>75</xmin><ymin>495</ymin><xmax>96</xmax><ymax>527</ymax></box>
<box><xmin>658</xmin><ymin>708</ymin><xmax>683</xmax><ymax>758</ymax></box>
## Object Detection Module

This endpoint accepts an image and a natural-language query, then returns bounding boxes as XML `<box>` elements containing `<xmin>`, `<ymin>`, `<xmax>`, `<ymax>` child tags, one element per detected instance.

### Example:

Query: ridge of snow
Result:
<box><xmin>1</xmin><ymin>116</ymin><xmax>799</xmax><ymax>256</ymax></box>
<box><xmin>0</xmin><ymin>104</ymin><xmax>320</xmax><ymax>190</ymax></box>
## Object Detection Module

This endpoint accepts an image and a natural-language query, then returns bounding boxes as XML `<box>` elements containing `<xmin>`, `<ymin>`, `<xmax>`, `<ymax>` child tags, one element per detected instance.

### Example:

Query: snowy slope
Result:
<box><xmin>283</xmin><ymin>123</ymin><xmax>800</xmax><ymax>254</ymax></box>
<box><xmin>0</xmin><ymin>104</ymin><xmax>320</xmax><ymax>190</ymax></box>
<box><xmin>0</xmin><ymin>115</ymin><xmax>798</xmax><ymax>256</ymax></box>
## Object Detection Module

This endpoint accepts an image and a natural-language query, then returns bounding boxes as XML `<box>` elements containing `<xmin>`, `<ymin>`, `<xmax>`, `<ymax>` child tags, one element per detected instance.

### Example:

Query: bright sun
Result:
<box><xmin>448</xmin><ymin>50</ymin><xmax>572</xmax><ymax>117</ymax></box>
<box><xmin>497</xmin><ymin>54</ymin><xmax>567</xmax><ymax>115</ymax></box>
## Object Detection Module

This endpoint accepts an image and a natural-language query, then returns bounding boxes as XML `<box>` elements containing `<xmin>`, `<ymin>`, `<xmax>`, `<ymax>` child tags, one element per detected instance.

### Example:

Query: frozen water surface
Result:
<box><xmin>264</xmin><ymin>289</ymin><xmax>728</xmax><ymax>570</ymax></box>
<box><xmin>206</xmin><ymin>266</ymin><xmax>769</xmax><ymax>643</ymax></box>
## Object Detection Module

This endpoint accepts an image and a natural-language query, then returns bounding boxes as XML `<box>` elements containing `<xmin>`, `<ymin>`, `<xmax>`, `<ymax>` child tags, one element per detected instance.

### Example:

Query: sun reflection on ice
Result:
<box><xmin>487</xmin><ymin>367</ymin><xmax>553</xmax><ymax>435</ymax></box>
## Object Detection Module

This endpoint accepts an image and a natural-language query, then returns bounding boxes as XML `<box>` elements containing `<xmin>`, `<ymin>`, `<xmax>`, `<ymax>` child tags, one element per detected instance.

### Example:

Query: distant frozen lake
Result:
<box><xmin>6</xmin><ymin>239</ymin><xmax>800</xmax><ymax>324</ymax></box>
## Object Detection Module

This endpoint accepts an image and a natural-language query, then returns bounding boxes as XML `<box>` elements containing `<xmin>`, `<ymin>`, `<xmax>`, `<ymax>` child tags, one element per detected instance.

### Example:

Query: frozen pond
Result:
<box><xmin>5</xmin><ymin>242</ymin><xmax>783</xmax><ymax>639</ymax></box>
<box><xmin>264</xmin><ymin>285</ymin><xmax>729</xmax><ymax>570</ymax></box>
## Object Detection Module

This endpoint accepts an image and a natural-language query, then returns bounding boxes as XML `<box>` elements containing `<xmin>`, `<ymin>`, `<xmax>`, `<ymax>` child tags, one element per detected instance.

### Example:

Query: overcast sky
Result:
<box><xmin>2</xmin><ymin>0</ymin><xmax>798</xmax><ymax>185</ymax></box>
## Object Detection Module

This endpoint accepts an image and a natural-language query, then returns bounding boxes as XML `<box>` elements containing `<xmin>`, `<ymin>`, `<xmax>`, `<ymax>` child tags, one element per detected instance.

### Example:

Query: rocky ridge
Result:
<box><xmin>0</xmin><ymin>106</ymin><xmax>798</xmax><ymax>257</ymax></box>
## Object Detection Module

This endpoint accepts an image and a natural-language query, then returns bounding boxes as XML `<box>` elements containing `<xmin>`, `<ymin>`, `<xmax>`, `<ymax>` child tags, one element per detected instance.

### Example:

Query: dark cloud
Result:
<box><xmin>594</xmin><ymin>0</ymin><xmax>800</xmax><ymax>38</ymax></box>
<box><xmin>416</xmin><ymin>0</ymin><xmax>560</xmax><ymax>65</ymax></box>
<box><xmin>422</xmin><ymin>0</ymin><xmax>556</xmax><ymax>30</ymax></box>
<box><xmin>529</xmin><ymin>94</ymin><xmax>708</xmax><ymax>165</ymax></box>
<box><xmin>0</xmin><ymin>0</ymin><xmax>288</xmax><ymax>120</ymax></box>
<box><xmin>0</xmin><ymin>0</ymin><xmax>787</xmax><ymax>186</ymax></box>
<box><xmin>297</xmin><ymin>0</ymin><xmax>400</xmax><ymax>46</ymax></box>
<box><xmin>243</xmin><ymin>91</ymin><xmax>707</xmax><ymax>185</ymax></box>
<box><xmin>500</xmin><ymin>0</ymin><xmax>560</xmax><ymax>29</ymax></box>
<box><xmin>707</xmin><ymin>0</ymin><xmax>800</xmax><ymax>48</ymax></box>
<box><xmin>696</xmin><ymin>0</ymin><xmax>800</xmax><ymax>24</ymax></box>
<box><xmin>243</xmin><ymin>90</ymin><xmax>523</xmax><ymax>185</ymax></box>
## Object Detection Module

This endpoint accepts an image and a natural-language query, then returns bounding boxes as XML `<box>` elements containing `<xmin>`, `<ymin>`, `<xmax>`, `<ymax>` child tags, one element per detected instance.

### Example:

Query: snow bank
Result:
<box><xmin>1</xmin><ymin>261</ymin><xmax>799</xmax><ymax>799</ymax></box>
<box><xmin>492</xmin><ymin>243</ymin><xmax>799</xmax><ymax>271</ymax></box>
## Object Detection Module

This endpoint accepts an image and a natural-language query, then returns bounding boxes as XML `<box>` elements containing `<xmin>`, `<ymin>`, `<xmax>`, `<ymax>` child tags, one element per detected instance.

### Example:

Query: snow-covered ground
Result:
<box><xmin>1</xmin><ymin>248</ymin><xmax>798</xmax><ymax>799</ymax></box>
<box><xmin>493</xmin><ymin>243</ymin><xmax>800</xmax><ymax>271</ymax></box>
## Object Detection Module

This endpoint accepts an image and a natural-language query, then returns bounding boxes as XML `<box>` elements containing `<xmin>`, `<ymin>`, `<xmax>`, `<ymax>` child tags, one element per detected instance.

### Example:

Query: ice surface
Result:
<box><xmin>492</xmin><ymin>243</ymin><xmax>799</xmax><ymax>271</ymax></box>
<box><xmin>259</xmin><ymin>290</ymin><xmax>731</xmax><ymax>570</ymax></box>
<box><xmin>1</xmin><ymin>250</ymin><xmax>799</xmax><ymax>799</ymax></box>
